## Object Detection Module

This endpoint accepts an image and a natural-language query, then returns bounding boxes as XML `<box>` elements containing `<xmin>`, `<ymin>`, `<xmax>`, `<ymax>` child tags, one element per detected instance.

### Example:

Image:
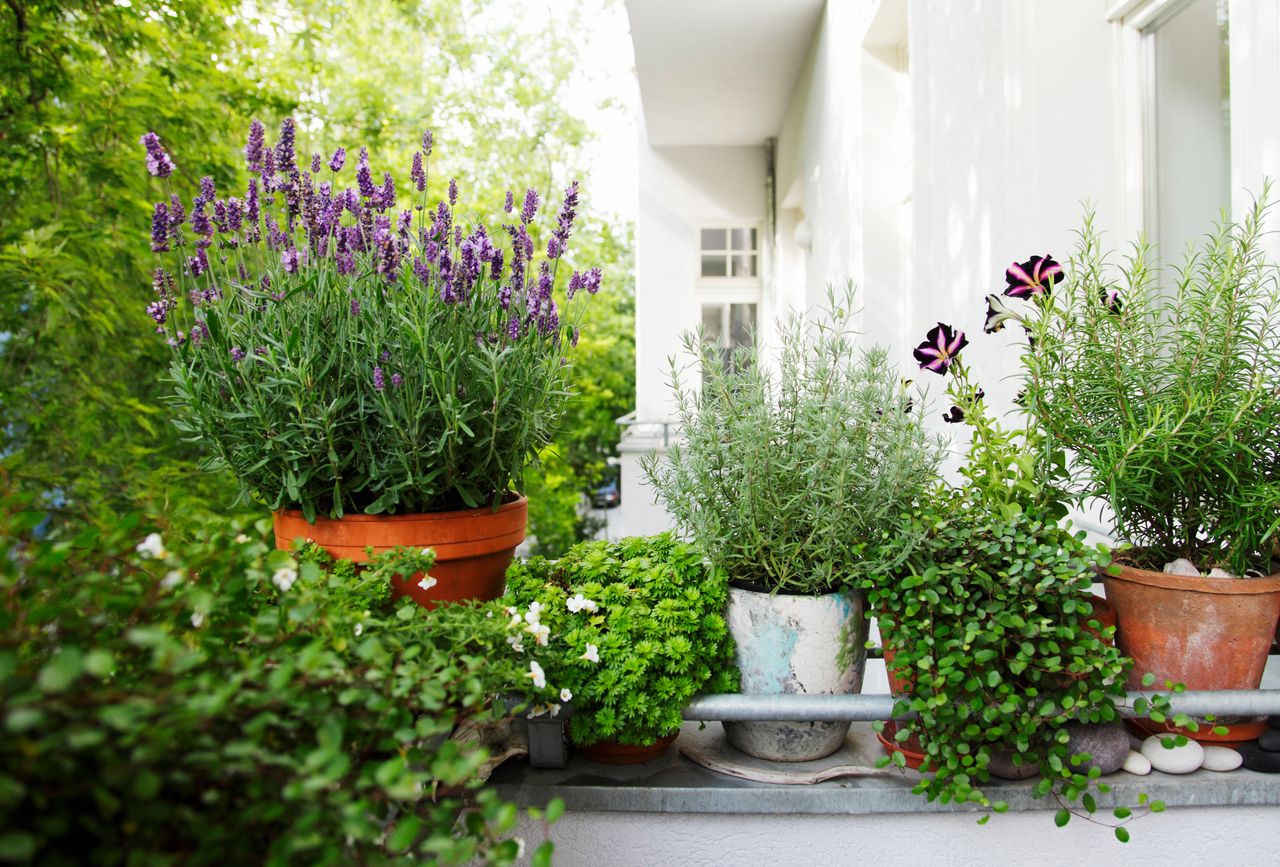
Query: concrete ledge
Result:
<box><xmin>491</xmin><ymin>721</ymin><xmax>1280</xmax><ymax>816</ymax></box>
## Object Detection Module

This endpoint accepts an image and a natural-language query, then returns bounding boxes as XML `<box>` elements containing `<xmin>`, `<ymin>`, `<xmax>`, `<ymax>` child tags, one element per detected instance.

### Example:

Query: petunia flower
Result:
<box><xmin>1004</xmin><ymin>254</ymin><xmax>1063</xmax><ymax>298</ymax></box>
<box><xmin>580</xmin><ymin>643</ymin><xmax>600</xmax><ymax>663</ymax></box>
<box><xmin>527</xmin><ymin>660</ymin><xmax>547</xmax><ymax>689</ymax></box>
<box><xmin>942</xmin><ymin>405</ymin><xmax>965</xmax><ymax>424</ymax></box>
<box><xmin>982</xmin><ymin>293</ymin><xmax>1024</xmax><ymax>334</ymax></box>
<box><xmin>913</xmin><ymin>323</ymin><xmax>968</xmax><ymax>376</ymax></box>
<box><xmin>1101</xmin><ymin>287</ymin><xmax>1123</xmax><ymax>314</ymax></box>
<box><xmin>566</xmin><ymin>593</ymin><xmax>598</xmax><ymax>613</ymax></box>
<box><xmin>560</xmin><ymin>688</ymin><xmax>573</xmax><ymax>702</ymax></box>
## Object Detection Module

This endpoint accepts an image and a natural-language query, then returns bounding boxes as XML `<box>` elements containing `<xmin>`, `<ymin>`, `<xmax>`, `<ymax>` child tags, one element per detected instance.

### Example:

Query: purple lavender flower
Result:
<box><xmin>261</xmin><ymin>147</ymin><xmax>277</xmax><ymax>192</ymax></box>
<box><xmin>230</xmin><ymin>346</ymin><xmax>246</xmax><ymax>362</ymax></box>
<box><xmin>913</xmin><ymin>323</ymin><xmax>968</xmax><ymax>376</ymax></box>
<box><xmin>504</xmin><ymin>190</ymin><xmax>514</xmax><ymax>213</ymax></box>
<box><xmin>499</xmin><ymin>279</ymin><xmax>514</xmax><ymax>310</ymax></box>
<box><xmin>168</xmin><ymin>193</ymin><xmax>186</xmax><ymax>228</ymax></box>
<box><xmin>373</xmin><ymin>366</ymin><xmax>386</xmax><ymax>391</ymax></box>
<box><xmin>585</xmin><ymin>267</ymin><xmax>603</xmax><ymax>295</ymax></box>
<box><xmin>188</xmin><ymin>248</ymin><xmax>210</xmax><ymax>277</ymax></box>
<box><xmin>413</xmin><ymin>257</ymin><xmax>431</xmax><ymax>285</ymax></box>
<box><xmin>190</xmin><ymin>197</ymin><xmax>212</xmax><ymax>246</ymax></box>
<box><xmin>547</xmin><ymin>180</ymin><xmax>579</xmax><ymax>260</ymax></box>
<box><xmin>281</xmin><ymin>247</ymin><xmax>303</xmax><ymax>274</ymax></box>
<box><xmin>146</xmin><ymin>299</ymin><xmax>169</xmax><ymax>331</ymax></box>
<box><xmin>310</xmin><ymin>153</ymin><xmax>322</xmax><ymax>174</ymax></box>
<box><xmin>507</xmin><ymin>316</ymin><xmax>520</xmax><ymax>340</ymax></box>
<box><xmin>520</xmin><ymin>188</ymin><xmax>539</xmax><ymax>223</ymax></box>
<box><xmin>376</xmin><ymin>172</ymin><xmax>396</xmax><ymax>211</ymax></box>
<box><xmin>329</xmin><ymin>147</ymin><xmax>346</xmax><ymax>172</ymax></box>
<box><xmin>411</xmin><ymin>151</ymin><xmax>426</xmax><ymax>192</ymax></box>
<box><xmin>448</xmin><ymin>178</ymin><xmax>458</xmax><ymax>206</ymax></box>
<box><xmin>226</xmin><ymin>197</ymin><xmax>244</xmax><ymax>233</ymax></box>
<box><xmin>489</xmin><ymin>248</ymin><xmax>504</xmax><ymax>281</ymax></box>
<box><xmin>140</xmin><ymin>132</ymin><xmax>176</xmax><ymax>178</ymax></box>
<box><xmin>571</xmin><ymin>327</ymin><xmax>580</xmax><ymax>347</ymax></box>
<box><xmin>1004</xmin><ymin>254</ymin><xmax>1063</xmax><ymax>298</ymax></box>
<box><xmin>431</xmin><ymin>200</ymin><xmax>451</xmax><ymax>241</ymax></box>
<box><xmin>276</xmin><ymin>117</ymin><xmax>297</xmax><ymax>173</ymax></box>
<box><xmin>199</xmin><ymin>176</ymin><xmax>216</xmax><ymax>201</ymax></box>
<box><xmin>244</xmin><ymin>120</ymin><xmax>266</xmax><ymax>172</ymax></box>
<box><xmin>380</xmin><ymin>349</ymin><xmax>391</xmax><ymax>362</ymax></box>
<box><xmin>356</xmin><ymin>147</ymin><xmax>375</xmax><ymax>199</ymax></box>
<box><xmin>391</xmin><ymin>372</ymin><xmax>403</xmax><ymax>387</ymax></box>
<box><xmin>397</xmin><ymin>209</ymin><xmax>412</xmax><ymax>239</ymax></box>
<box><xmin>212</xmin><ymin>199</ymin><xmax>229</xmax><ymax>233</ymax></box>
<box><xmin>422</xmin><ymin>130</ymin><xmax>433</xmax><ymax>155</ymax></box>
<box><xmin>350</xmin><ymin>296</ymin><xmax>361</xmax><ymax>316</ymax></box>
<box><xmin>188</xmin><ymin>321</ymin><xmax>206</xmax><ymax>347</ymax></box>
<box><xmin>151</xmin><ymin>203</ymin><xmax>170</xmax><ymax>253</ymax></box>
<box><xmin>336</xmin><ymin>230</ymin><xmax>355</xmax><ymax>275</ymax></box>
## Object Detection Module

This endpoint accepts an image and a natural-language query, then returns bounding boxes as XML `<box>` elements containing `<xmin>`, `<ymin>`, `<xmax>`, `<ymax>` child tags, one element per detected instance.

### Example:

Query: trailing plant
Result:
<box><xmin>142</xmin><ymin>121</ymin><xmax>604</xmax><ymax>521</ymax></box>
<box><xmin>1008</xmin><ymin>190</ymin><xmax>1280</xmax><ymax>575</ymax></box>
<box><xmin>0</xmin><ymin>501</ymin><xmax>564</xmax><ymax>865</ymax></box>
<box><xmin>643</xmin><ymin>285</ymin><xmax>944</xmax><ymax>594</ymax></box>
<box><xmin>873</xmin><ymin>317</ymin><xmax>1181</xmax><ymax>839</ymax></box>
<box><xmin>504</xmin><ymin>534</ymin><xmax>738</xmax><ymax>747</ymax></box>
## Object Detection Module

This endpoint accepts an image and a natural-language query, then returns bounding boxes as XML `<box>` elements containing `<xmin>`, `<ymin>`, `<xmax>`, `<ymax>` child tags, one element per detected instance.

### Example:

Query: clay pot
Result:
<box><xmin>877</xmin><ymin>719</ymin><xmax>928</xmax><ymax>770</ymax></box>
<box><xmin>1083</xmin><ymin>594</ymin><xmax>1117</xmax><ymax>644</ymax></box>
<box><xmin>577</xmin><ymin>732</ymin><xmax>677</xmax><ymax>765</ymax></box>
<box><xmin>273</xmin><ymin>496</ymin><xmax>527</xmax><ymax>606</ymax></box>
<box><xmin>1103</xmin><ymin>564</ymin><xmax>1280</xmax><ymax>746</ymax></box>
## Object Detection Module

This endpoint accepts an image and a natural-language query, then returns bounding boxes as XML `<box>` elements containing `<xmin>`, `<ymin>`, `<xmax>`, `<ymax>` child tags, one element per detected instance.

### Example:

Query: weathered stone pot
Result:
<box><xmin>1103</xmin><ymin>564</ymin><xmax>1280</xmax><ymax>745</ymax></box>
<box><xmin>723</xmin><ymin>583</ymin><xmax>867</xmax><ymax>762</ymax></box>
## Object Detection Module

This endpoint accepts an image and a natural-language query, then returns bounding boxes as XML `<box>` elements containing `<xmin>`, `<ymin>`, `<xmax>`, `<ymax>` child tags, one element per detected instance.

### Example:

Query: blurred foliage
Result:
<box><xmin>0</xmin><ymin>0</ymin><xmax>634</xmax><ymax>549</ymax></box>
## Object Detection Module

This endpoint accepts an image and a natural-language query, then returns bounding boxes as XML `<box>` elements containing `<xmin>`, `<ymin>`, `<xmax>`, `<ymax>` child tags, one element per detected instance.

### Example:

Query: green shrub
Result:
<box><xmin>505</xmin><ymin>534</ymin><xmax>738</xmax><ymax>747</ymax></box>
<box><xmin>0</xmin><ymin>504</ymin><xmax>559</xmax><ymax>865</ymax></box>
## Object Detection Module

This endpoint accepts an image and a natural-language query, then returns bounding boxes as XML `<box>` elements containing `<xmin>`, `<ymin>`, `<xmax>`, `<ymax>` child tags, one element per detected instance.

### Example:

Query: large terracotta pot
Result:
<box><xmin>273</xmin><ymin>496</ymin><xmax>527</xmax><ymax>606</ymax></box>
<box><xmin>576</xmin><ymin>732</ymin><xmax>677</xmax><ymax>765</ymax></box>
<box><xmin>1103</xmin><ymin>564</ymin><xmax>1280</xmax><ymax>745</ymax></box>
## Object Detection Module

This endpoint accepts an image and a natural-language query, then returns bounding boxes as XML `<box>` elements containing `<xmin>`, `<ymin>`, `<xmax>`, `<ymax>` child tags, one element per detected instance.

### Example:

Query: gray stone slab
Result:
<box><xmin>489</xmin><ymin>721</ymin><xmax>1280</xmax><ymax>816</ymax></box>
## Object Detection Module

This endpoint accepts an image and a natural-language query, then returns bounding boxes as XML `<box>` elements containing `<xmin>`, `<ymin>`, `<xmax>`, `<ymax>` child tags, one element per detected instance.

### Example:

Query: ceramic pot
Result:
<box><xmin>577</xmin><ymin>732</ymin><xmax>677</xmax><ymax>765</ymax></box>
<box><xmin>723</xmin><ymin>584</ymin><xmax>867</xmax><ymax>762</ymax></box>
<box><xmin>273</xmin><ymin>496</ymin><xmax>527</xmax><ymax>606</ymax></box>
<box><xmin>1103</xmin><ymin>564</ymin><xmax>1280</xmax><ymax>745</ymax></box>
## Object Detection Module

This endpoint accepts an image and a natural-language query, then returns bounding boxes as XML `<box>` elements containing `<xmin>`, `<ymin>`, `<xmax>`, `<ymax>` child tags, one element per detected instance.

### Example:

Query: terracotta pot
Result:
<box><xmin>272</xmin><ymin>496</ymin><xmax>527</xmax><ymax>606</ymax></box>
<box><xmin>1103</xmin><ymin>564</ymin><xmax>1280</xmax><ymax>746</ymax></box>
<box><xmin>877</xmin><ymin>719</ymin><xmax>928</xmax><ymax>770</ymax></box>
<box><xmin>1083</xmin><ymin>594</ymin><xmax>1117</xmax><ymax>644</ymax></box>
<box><xmin>577</xmin><ymin>732</ymin><xmax>677</xmax><ymax>765</ymax></box>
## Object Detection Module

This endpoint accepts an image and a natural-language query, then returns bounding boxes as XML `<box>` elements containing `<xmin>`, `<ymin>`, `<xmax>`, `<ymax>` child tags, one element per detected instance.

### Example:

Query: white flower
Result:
<box><xmin>417</xmin><ymin>575</ymin><xmax>438</xmax><ymax>591</ymax></box>
<box><xmin>486</xmin><ymin>610</ymin><xmax>494</xmax><ymax>618</ymax></box>
<box><xmin>566</xmin><ymin>594</ymin><xmax>598</xmax><ymax>614</ymax></box>
<box><xmin>550</xmin><ymin>703</ymin><xmax>561</xmax><ymax>718</ymax></box>
<box><xmin>581</xmin><ymin>643</ymin><xmax>600</xmax><ymax>663</ymax></box>
<box><xmin>505</xmin><ymin>606</ymin><xmax>518</xmax><ymax>616</ymax></box>
<box><xmin>234</xmin><ymin>534</ymin><xmax>250</xmax><ymax>544</ymax></box>
<box><xmin>420</xmin><ymin>547</ymin><xmax>432</xmax><ymax>556</ymax></box>
<box><xmin>354</xmin><ymin>623</ymin><xmax>364</xmax><ymax>637</ymax></box>
<box><xmin>507</xmin><ymin>634</ymin><xmax>525</xmax><ymax>653</ymax></box>
<box><xmin>524</xmin><ymin>601</ymin><xmax>544</xmax><ymax>625</ymax></box>
<box><xmin>135</xmin><ymin>532</ymin><xmax>166</xmax><ymax>560</ymax></box>
<box><xmin>190</xmin><ymin>611</ymin><xmax>205</xmax><ymax>628</ymax></box>
<box><xmin>515</xmin><ymin>838</ymin><xmax>526</xmax><ymax>860</ymax></box>
<box><xmin>272</xmin><ymin>567</ymin><xmax>297</xmax><ymax>592</ymax></box>
<box><xmin>526</xmin><ymin>622</ymin><xmax>550</xmax><ymax>646</ymax></box>
<box><xmin>527</xmin><ymin>660</ymin><xmax>546</xmax><ymax>689</ymax></box>
<box><xmin>560</xmin><ymin>688</ymin><xmax>573</xmax><ymax>702</ymax></box>
<box><xmin>160</xmin><ymin>570</ymin><xmax>183</xmax><ymax>590</ymax></box>
<box><xmin>526</xmin><ymin>704</ymin><xmax>549</xmax><ymax>719</ymax></box>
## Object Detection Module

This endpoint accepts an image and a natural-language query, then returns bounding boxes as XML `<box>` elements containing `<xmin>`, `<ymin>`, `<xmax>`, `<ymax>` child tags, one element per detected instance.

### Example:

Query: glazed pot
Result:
<box><xmin>723</xmin><ymin>584</ymin><xmax>867</xmax><ymax>762</ymax></box>
<box><xmin>576</xmin><ymin>732</ymin><xmax>677</xmax><ymax>765</ymax></box>
<box><xmin>1103</xmin><ymin>564</ymin><xmax>1280</xmax><ymax>745</ymax></box>
<box><xmin>273</xmin><ymin>496</ymin><xmax>527</xmax><ymax>606</ymax></box>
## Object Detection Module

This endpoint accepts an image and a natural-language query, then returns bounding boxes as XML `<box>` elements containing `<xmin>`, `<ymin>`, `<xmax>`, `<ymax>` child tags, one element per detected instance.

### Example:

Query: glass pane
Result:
<box><xmin>701</xmin><ymin>304</ymin><xmax>724</xmax><ymax>342</ymax></box>
<box><xmin>729</xmin><ymin>303</ymin><xmax>756</xmax><ymax>349</ymax></box>
<box><xmin>700</xmin><ymin>228</ymin><xmax>727</xmax><ymax>251</ymax></box>
<box><xmin>731</xmin><ymin>228</ymin><xmax>756</xmax><ymax>251</ymax></box>
<box><xmin>701</xmin><ymin>255</ymin><xmax>728</xmax><ymax>277</ymax></box>
<box><xmin>731</xmin><ymin>254</ymin><xmax>757</xmax><ymax>278</ymax></box>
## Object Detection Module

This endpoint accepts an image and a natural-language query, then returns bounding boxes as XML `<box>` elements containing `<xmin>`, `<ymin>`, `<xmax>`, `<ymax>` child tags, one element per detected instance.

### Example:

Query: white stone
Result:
<box><xmin>1207</xmin><ymin>567</ymin><xmax>1236</xmax><ymax>578</ymax></box>
<box><xmin>1122</xmin><ymin>750</ymin><xmax>1152</xmax><ymax>775</ymax></box>
<box><xmin>1163</xmin><ymin>558</ymin><xmax>1202</xmax><ymax>577</ymax></box>
<box><xmin>1141</xmin><ymin>735</ymin><xmax>1205</xmax><ymax>774</ymax></box>
<box><xmin>1200</xmin><ymin>746</ymin><xmax>1243</xmax><ymax>771</ymax></box>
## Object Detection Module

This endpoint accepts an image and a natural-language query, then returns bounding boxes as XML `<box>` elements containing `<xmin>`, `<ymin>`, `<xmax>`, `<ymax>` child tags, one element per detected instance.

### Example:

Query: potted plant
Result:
<box><xmin>504</xmin><ymin>534</ymin><xmax>737</xmax><ymax>764</ymax></box>
<box><xmin>1008</xmin><ymin>194</ymin><xmax>1280</xmax><ymax>744</ymax></box>
<box><xmin>644</xmin><ymin>286</ymin><xmax>943</xmax><ymax>762</ymax></box>
<box><xmin>138</xmin><ymin>122</ymin><xmax>602</xmax><ymax>605</ymax></box>
<box><xmin>876</xmin><ymin>323</ymin><xmax>1148</xmax><ymax>837</ymax></box>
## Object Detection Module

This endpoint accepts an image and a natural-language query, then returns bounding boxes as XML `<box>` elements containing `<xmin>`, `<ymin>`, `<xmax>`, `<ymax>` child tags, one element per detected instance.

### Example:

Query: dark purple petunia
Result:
<box><xmin>245</xmin><ymin>120</ymin><xmax>266</xmax><ymax>172</ymax></box>
<box><xmin>411</xmin><ymin>152</ymin><xmax>426</xmax><ymax>192</ymax></box>
<box><xmin>520</xmin><ymin>188</ymin><xmax>539</xmax><ymax>223</ymax></box>
<box><xmin>329</xmin><ymin>147</ymin><xmax>346</xmax><ymax>173</ymax></box>
<box><xmin>373</xmin><ymin>366</ymin><xmax>386</xmax><ymax>391</ymax></box>
<box><xmin>913</xmin><ymin>322</ymin><xmax>968</xmax><ymax>376</ymax></box>
<box><xmin>151</xmin><ymin>203</ymin><xmax>170</xmax><ymax>252</ymax></box>
<box><xmin>942</xmin><ymin>405</ymin><xmax>965</xmax><ymax>424</ymax></box>
<box><xmin>140</xmin><ymin>132</ymin><xmax>176</xmax><ymax>178</ymax></box>
<box><xmin>1101</xmin><ymin>287</ymin><xmax>1122</xmax><ymax>314</ymax></box>
<box><xmin>1004</xmin><ymin>254</ymin><xmax>1063</xmax><ymax>298</ymax></box>
<box><xmin>983</xmin><ymin>293</ymin><xmax>1023</xmax><ymax>334</ymax></box>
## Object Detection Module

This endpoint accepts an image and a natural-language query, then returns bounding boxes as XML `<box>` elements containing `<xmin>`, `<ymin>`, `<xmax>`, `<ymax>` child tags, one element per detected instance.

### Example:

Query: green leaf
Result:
<box><xmin>388</xmin><ymin>816</ymin><xmax>422</xmax><ymax>853</ymax></box>
<box><xmin>545</xmin><ymin>797</ymin><xmax>565</xmax><ymax>824</ymax></box>
<box><xmin>84</xmin><ymin>649</ymin><xmax>115</xmax><ymax>677</ymax></box>
<box><xmin>1115</xmin><ymin>826</ymin><xmax>1130</xmax><ymax>843</ymax></box>
<box><xmin>532</xmin><ymin>840</ymin><xmax>555</xmax><ymax>867</ymax></box>
<box><xmin>0</xmin><ymin>832</ymin><xmax>36</xmax><ymax>861</ymax></box>
<box><xmin>37</xmin><ymin>648</ymin><xmax>83</xmax><ymax>693</ymax></box>
<box><xmin>1054</xmin><ymin>809</ymin><xmax>1070</xmax><ymax>828</ymax></box>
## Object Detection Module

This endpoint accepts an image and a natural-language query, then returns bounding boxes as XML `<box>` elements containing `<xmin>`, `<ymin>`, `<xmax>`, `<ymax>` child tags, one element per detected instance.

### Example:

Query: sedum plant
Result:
<box><xmin>643</xmin><ymin>286</ymin><xmax>944</xmax><ymax>595</ymax></box>
<box><xmin>504</xmin><ymin>534</ymin><xmax>737</xmax><ymax>747</ymax></box>
<box><xmin>1006</xmin><ymin>192</ymin><xmax>1280</xmax><ymax>575</ymax></box>
<box><xmin>140</xmin><ymin>122</ymin><xmax>602</xmax><ymax>521</ymax></box>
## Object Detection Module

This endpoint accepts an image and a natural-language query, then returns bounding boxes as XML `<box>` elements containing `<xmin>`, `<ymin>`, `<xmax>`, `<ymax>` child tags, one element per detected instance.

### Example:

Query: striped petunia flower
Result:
<box><xmin>1101</xmin><ymin>287</ymin><xmax>1123</xmax><ymax>314</ymax></box>
<box><xmin>982</xmin><ymin>293</ymin><xmax>1024</xmax><ymax>334</ymax></box>
<box><xmin>913</xmin><ymin>322</ymin><xmax>968</xmax><ymax>376</ymax></box>
<box><xmin>1004</xmin><ymin>254</ymin><xmax>1063</xmax><ymax>298</ymax></box>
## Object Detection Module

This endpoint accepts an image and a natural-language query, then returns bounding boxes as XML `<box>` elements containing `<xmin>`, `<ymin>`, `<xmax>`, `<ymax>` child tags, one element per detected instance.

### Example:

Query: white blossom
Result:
<box><xmin>527</xmin><ymin>660</ymin><xmax>546</xmax><ymax>689</ymax></box>
<box><xmin>160</xmin><ymin>570</ymin><xmax>183</xmax><ymax>590</ymax></box>
<box><xmin>135</xmin><ymin>533</ymin><xmax>167</xmax><ymax>560</ymax></box>
<box><xmin>526</xmin><ymin>622</ymin><xmax>551</xmax><ymax>646</ymax></box>
<box><xmin>566</xmin><ymin>593</ymin><xmax>598</xmax><ymax>614</ymax></box>
<box><xmin>507</xmin><ymin>634</ymin><xmax>525</xmax><ymax>653</ymax></box>
<box><xmin>560</xmin><ymin>688</ymin><xmax>573</xmax><ymax>702</ymax></box>
<box><xmin>550</xmin><ymin>703</ymin><xmax>561</xmax><ymax>718</ymax></box>
<box><xmin>354</xmin><ymin>623</ymin><xmax>364</xmax><ymax>637</ymax></box>
<box><xmin>524</xmin><ymin>601</ymin><xmax>544</xmax><ymax>626</ymax></box>
<box><xmin>190</xmin><ymin>611</ymin><xmax>205</xmax><ymax>628</ymax></box>
<box><xmin>234</xmin><ymin>534</ymin><xmax>250</xmax><ymax>544</ymax></box>
<box><xmin>417</xmin><ymin>575</ymin><xmax>438</xmax><ymax>591</ymax></box>
<box><xmin>272</xmin><ymin>567</ymin><xmax>298</xmax><ymax>592</ymax></box>
<box><xmin>581</xmin><ymin>643</ymin><xmax>600</xmax><ymax>663</ymax></box>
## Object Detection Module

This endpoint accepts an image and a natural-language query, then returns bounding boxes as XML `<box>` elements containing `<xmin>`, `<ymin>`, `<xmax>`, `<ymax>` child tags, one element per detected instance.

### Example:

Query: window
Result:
<box><xmin>700</xmin><ymin>227</ymin><xmax>759</xmax><ymax>279</ymax></box>
<box><xmin>701</xmin><ymin>302</ymin><xmax>757</xmax><ymax>373</ymax></box>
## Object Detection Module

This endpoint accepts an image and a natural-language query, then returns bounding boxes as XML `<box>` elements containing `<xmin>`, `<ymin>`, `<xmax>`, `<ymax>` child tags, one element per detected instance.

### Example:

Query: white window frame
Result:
<box><xmin>695</xmin><ymin>224</ymin><xmax>764</xmax><ymax>291</ymax></box>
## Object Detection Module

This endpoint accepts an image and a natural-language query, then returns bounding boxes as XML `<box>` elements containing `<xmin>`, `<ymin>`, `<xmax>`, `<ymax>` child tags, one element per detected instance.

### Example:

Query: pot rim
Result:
<box><xmin>274</xmin><ymin>493</ymin><xmax>527</xmax><ymax>525</ymax></box>
<box><xmin>1105</xmin><ymin>563</ymin><xmax>1280</xmax><ymax>596</ymax></box>
<box><xmin>728</xmin><ymin>578</ymin><xmax>856</xmax><ymax>598</ymax></box>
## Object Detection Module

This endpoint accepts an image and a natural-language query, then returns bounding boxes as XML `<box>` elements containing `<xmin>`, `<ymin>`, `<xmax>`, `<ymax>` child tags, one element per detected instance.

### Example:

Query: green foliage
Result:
<box><xmin>1018</xmin><ymin>191</ymin><xmax>1280</xmax><ymax>574</ymax></box>
<box><xmin>505</xmin><ymin>534</ymin><xmax>738</xmax><ymax>746</ymax></box>
<box><xmin>0</xmin><ymin>500</ymin><xmax>557</xmax><ymax>865</ymax></box>
<box><xmin>645</xmin><ymin>285</ymin><xmax>944</xmax><ymax>594</ymax></box>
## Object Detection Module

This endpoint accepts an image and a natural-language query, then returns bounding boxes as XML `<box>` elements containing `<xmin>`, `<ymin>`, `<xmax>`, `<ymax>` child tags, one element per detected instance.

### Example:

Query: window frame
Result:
<box><xmin>695</xmin><ymin>224</ymin><xmax>764</xmax><ymax>290</ymax></box>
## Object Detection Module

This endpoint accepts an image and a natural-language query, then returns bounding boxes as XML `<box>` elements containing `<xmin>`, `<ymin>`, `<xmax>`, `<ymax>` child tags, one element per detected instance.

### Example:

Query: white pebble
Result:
<box><xmin>1122</xmin><ymin>750</ymin><xmax>1151</xmax><ymax>775</ymax></box>
<box><xmin>1200</xmin><ymin>746</ymin><xmax>1243</xmax><ymax>772</ymax></box>
<box><xmin>1141</xmin><ymin>735</ymin><xmax>1204</xmax><ymax>774</ymax></box>
<box><xmin>1162</xmin><ymin>558</ymin><xmax>1201</xmax><ymax>577</ymax></box>
<box><xmin>1207</xmin><ymin>567</ymin><xmax>1235</xmax><ymax>578</ymax></box>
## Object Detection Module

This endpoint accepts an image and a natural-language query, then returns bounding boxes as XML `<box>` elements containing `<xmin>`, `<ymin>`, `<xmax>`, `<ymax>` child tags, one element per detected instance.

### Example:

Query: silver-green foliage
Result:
<box><xmin>644</xmin><ymin>287</ymin><xmax>944</xmax><ymax>594</ymax></box>
<box><xmin>1020</xmin><ymin>192</ymin><xmax>1280</xmax><ymax>574</ymax></box>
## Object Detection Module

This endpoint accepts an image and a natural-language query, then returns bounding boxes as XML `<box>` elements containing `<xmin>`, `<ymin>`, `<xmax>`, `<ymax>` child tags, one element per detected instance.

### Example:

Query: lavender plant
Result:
<box><xmin>140</xmin><ymin>121</ymin><xmax>602</xmax><ymax>521</ymax></box>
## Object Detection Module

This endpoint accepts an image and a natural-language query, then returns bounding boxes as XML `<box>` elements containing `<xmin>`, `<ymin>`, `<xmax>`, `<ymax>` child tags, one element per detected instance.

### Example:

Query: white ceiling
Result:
<box><xmin>624</xmin><ymin>0</ymin><xmax>827</xmax><ymax>146</ymax></box>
